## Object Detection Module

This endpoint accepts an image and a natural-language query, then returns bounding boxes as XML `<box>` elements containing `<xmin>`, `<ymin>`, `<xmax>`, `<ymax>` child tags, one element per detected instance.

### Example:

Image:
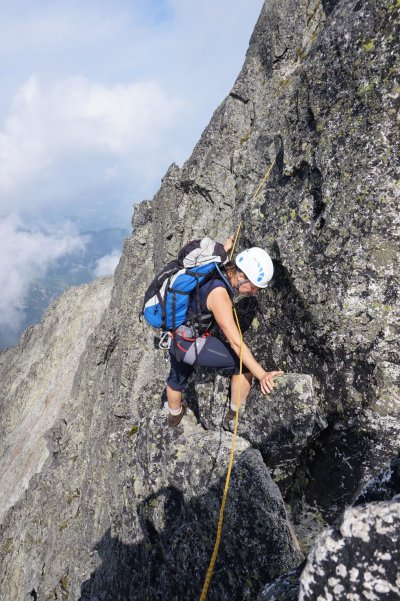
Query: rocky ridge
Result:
<box><xmin>0</xmin><ymin>278</ymin><xmax>113</xmax><ymax>524</ymax></box>
<box><xmin>0</xmin><ymin>0</ymin><xmax>399</xmax><ymax>599</ymax></box>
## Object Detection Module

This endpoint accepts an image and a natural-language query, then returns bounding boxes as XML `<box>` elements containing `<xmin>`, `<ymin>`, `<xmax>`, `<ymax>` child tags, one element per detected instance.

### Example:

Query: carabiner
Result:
<box><xmin>159</xmin><ymin>330</ymin><xmax>171</xmax><ymax>350</ymax></box>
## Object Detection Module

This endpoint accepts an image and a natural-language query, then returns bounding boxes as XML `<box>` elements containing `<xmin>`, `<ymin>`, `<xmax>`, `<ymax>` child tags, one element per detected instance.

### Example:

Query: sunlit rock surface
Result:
<box><xmin>299</xmin><ymin>501</ymin><xmax>400</xmax><ymax>600</ymax></box>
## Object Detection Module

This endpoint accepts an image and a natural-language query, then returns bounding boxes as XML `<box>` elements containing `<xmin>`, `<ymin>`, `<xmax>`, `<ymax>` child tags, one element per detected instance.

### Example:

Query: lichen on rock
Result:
<box><xmin>299</xmin><ymin>501</ymin><xmax>400</xmax><ymax>600</ymax></box>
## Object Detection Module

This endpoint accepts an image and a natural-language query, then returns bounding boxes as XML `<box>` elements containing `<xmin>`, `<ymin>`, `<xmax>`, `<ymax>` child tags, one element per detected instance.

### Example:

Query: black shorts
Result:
<box><xmin>166</xmin><ymin>332</ymin><xmax>250</xmax><ymax>392</ymax></box>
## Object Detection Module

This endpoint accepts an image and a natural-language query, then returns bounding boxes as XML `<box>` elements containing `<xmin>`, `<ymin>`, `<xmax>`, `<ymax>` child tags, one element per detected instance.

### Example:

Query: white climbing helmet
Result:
<box><xmin>235</xmin><ymin>247</ymin><xmax>274</xmax><ymax>288</ymax></box>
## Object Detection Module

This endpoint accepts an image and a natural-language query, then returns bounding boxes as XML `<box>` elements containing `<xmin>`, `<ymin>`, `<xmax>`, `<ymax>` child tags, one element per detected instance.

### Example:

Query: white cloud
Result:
<box><xmin>0</xmin><ymin>75</ymin><xmax>185</xmax><ymax>204</ymax></box>
<box><xmin>0</xmin><ymin>1</ymin><xmax>263</xmax><ymax>227</ymax></box>
<box><xmin>94</xmin><ymin>249</ymin><xmax>122</xmax><ymax>277</ymax></box>
<box><xmin>0</xmin><ymin>214</ymin><xmax>86</xmax><ymax>333</ymax></box>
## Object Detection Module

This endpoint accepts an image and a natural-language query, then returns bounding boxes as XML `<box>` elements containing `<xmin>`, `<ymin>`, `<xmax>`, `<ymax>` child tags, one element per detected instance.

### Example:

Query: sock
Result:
<box><xmin>169</xmin><ymin>406</ymin><xmax>183</xmax><ymax>416</ymax></box>
<box><xmin>230</xmin><ymin>402</ymin><xmax>238</xmax><ymax>412</ymax></box>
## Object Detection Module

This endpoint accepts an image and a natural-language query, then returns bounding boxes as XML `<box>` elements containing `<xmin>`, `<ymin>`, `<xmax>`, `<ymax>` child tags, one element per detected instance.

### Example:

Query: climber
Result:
<box><xmin>166</xmin><ymin>237</ymin><xmax>283</xmax><ymax>427</ymax></box>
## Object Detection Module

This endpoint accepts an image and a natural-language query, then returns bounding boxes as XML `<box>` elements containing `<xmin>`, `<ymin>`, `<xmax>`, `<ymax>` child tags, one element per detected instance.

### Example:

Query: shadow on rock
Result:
<box><xmin>80</xmin><ymin>459</ymin><xmax>302</xmax><ymax>601</ymax></box>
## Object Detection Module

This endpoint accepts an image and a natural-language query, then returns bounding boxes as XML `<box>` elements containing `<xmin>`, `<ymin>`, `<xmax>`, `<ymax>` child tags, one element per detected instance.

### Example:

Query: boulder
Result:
<box><xmin>198</xmin><ymin>372</ymin><xmax>327</xmax><ymax>493</ymax></box>
<box><xmin>81</xmin><ymin>406</ymin><xmax>303</xmax><ymax>600</ymax></box>
<box><xmin>299</xmin><ymin>501</ymin><xmax>400</xmax><ymax>600</ymax></box>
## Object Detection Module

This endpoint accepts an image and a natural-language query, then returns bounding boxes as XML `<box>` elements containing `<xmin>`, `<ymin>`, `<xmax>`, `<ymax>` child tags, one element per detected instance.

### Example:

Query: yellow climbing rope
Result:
<box><xmin>229</xmin><ymin>221</ymin><xmax>242</xmax><ymax>261</ymax></box>
<box><xmin>252</xmin><ymin>155</ymin><xmax>277</xmax><ymax>201</ymax></box>
<box><xmin>199</xmin><ymin>157</ymin><xmax>277</xmax><ymax>600</ymax></box>
<box><xmin>199</xmin><ymin>307</ymin><xmax>243</xmax><ymax>601</ymax></box>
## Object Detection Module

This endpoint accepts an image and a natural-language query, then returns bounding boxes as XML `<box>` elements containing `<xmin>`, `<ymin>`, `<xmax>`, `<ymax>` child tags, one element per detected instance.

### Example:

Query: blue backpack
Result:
<box><xmin>141</xmin><ymin>237</ymin><xmax>227</xmax><ymax>331</ymax></box>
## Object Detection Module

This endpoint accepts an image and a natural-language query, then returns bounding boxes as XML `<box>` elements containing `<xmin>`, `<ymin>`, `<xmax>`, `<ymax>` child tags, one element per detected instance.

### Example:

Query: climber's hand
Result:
<box><xmin>223</xmin><ymin>235</ymin><xmax>234</xmax><ymax>253</ymax></box>
<box><xmin>259</xmin><ymin>371</ymin><xmax>284</xmax><ymax>395</ymax></box>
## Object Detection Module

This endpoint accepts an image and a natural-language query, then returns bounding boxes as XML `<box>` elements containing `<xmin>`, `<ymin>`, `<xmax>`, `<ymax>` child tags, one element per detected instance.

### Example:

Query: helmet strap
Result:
<box><xmin>237</xmin><ymin>278</ymin><xmax>252</xmax><ymax>289</ymax></box>
<box><xmin>236</xmin><ymin>271</ymin><xmax>252</xmax><ymax>292</ymax></box>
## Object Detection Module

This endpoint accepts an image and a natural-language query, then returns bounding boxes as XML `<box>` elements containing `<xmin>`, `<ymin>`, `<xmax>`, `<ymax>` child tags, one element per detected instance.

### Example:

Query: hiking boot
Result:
<box><xmin>168</xmin><ymin>401</ymin><xmax>187</xmax><ymax>427</ymax></box>
<box><xmin>223</xmin><ymin>408</ymin><xmax>237</xmax><ymax>432</ymax></box>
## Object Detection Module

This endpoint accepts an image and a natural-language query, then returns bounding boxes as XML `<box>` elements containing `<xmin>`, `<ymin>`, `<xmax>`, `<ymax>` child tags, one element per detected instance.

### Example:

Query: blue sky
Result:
<box><xmin>0</xmin><ymin>0</ymin><xmax>263</xmax><ymax>336</ymax></box>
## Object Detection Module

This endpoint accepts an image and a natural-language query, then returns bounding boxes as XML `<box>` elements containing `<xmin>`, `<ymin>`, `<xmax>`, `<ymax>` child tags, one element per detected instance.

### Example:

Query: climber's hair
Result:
<box><xmin>224</xmin><ymin>261</ymin><xmax>242</xmax><ymax>279</ymax></box>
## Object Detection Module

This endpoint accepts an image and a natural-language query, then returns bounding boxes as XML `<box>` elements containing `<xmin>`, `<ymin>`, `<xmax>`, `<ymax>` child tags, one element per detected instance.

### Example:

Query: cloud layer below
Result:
<box><xmin>0</xmin><ymin>214</ymin><xmax>85</xmax><ymax>334</ymax></box>
<box><xmin>94</xmin><ymin>249</ymin><xmax>122</xmax><ymax>277</ymax></box>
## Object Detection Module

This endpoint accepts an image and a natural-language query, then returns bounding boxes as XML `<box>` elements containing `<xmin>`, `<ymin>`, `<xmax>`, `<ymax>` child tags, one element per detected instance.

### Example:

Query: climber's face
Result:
<box><xmin>237</xmin><ymin>273</ymin><xmax>259</xmax><ymax>296</ymax></box>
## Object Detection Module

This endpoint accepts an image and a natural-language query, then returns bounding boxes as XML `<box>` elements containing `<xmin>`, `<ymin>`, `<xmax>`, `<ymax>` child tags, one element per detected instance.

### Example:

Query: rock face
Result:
<box><xmin>0</xmin><ymin>0</ymin><xmax>399</xmax><ymax>600</ymax></box>
<box><xmin>260</xmin><ymin>451</ymin><xmax>400</xmax><ymax>601</ymax></box>
<box><xmin>80</xmin><ymin>408</ymin><xmax>301</xmax><ymax>600</ymax></box>
<box><xmin>258</xmin><ymin>566</ymin><xmax>303</xmax><ymax>601</ymax></box>
<box><xmin>354</xmin><ymin>451</ymin><xmax>400</xmax><ymax>505</ymax></box>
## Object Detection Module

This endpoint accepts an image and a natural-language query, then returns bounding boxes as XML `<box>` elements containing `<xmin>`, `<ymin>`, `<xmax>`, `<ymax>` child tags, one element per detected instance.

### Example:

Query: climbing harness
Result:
<box><xmin>173</xmin><ymin>325</ymin><xmax>211</xmax><ymax>366</ymax></box>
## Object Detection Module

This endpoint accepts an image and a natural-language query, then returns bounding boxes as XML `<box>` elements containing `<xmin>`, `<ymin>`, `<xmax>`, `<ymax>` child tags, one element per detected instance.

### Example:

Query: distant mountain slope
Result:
<box><xmin>0</xmin><ymin>227</ymin><xmax>128</xmax><ymax>350</ymax></box>
<box><xmin>0</xmin><ymin>277</ymin><xmax>113</xmax><ymax>524</ymax></box>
